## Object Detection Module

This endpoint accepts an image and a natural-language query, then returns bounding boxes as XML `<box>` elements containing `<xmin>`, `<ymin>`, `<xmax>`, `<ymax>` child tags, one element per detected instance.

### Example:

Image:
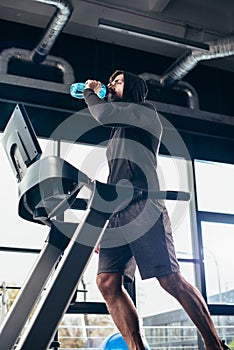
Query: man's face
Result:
<box><xmin>108</xmin><ymin>73</ymin><xmax>124</xmax><ymax>102</ymax></box>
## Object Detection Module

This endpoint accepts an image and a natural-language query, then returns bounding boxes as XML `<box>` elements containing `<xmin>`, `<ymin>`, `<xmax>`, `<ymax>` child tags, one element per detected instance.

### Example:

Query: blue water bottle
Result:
<box><xmin>70</xmin><ymin>82</ymin><xmax>106</xmax><ymax>99</ymax></box>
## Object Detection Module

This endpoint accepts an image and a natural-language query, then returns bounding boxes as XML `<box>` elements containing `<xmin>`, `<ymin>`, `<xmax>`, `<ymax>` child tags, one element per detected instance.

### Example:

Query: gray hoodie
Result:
<box><xmin>84</xmin><ymin>71</ymin><xmax>162</xmax><ymax>192</ymax></box>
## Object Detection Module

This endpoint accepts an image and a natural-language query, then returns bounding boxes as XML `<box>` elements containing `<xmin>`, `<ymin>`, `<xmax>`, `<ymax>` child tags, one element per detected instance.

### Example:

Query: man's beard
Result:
<box><xmin>108</xmin><ymin>91</ymin><xmax>122</xmax><ymax>102</ymax></box>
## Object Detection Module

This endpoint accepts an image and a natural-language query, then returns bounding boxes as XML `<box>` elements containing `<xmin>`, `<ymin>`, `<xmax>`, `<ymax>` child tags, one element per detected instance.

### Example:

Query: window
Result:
<box><xmin>194</xmin><ymin>160</ymin><xmax>234</xmax><ymax>215</ymax></box>
<box><xmin>202</xmin><ymin>222</ymin><xmax>234</xmax><ymax>304</ymax></box>
<box><xmin>60</xmin><ymin>141</ymin><xmax>108</xmax><ymax>302</ymax></box>
<box><xmin>1</xmin><ymin>130</ymin><xmax>233</xmax><ymax>349</ymax></box>
<box><xmin>157</xmin><ymin>156</ymin><xmax>194</xmax><ymax>259</ymax></box>
<box><xmin>136</xmin><ymin>262</ymin><xmax>196</xmax><ymax>317</ymax></box>
<box><xmin>194</xmin><ymin>160</ymin><xmax>234</xmax><ymax>305</ymax></box>
<box><xmin>135</xmin><ymin>155</ymin><xmax>200</xmax><ymax>348</ymax></box>
<box><xmin>0</xmin><ymin>252</ymin><xmax>39</xmax><ymax>287</ymax></box>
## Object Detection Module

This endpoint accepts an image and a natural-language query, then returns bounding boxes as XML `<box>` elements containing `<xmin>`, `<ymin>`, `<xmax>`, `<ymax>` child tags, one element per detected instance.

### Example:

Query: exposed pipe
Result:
<box><xmin>140</xmin><ymin>36</ymin><xmax>234</xmax><ymax>108</ymax></box>
<box><xmin>160</xmin><ymin>36</ymin><xmax>234</xmax><ymax>86</ymax></box>
<box><xmin>139</xmin><ymin>72</ymin><xmax>200</xmax><ymax>109</ymax></box>
<box><xmin>31</xmin><ymin>0</ymin><xmax>74</xmax><ymax>63</ymax></box>
<box><xmin>172</xmin><ymin>80</ymin><xmax>199</xmax><ymax>110</ymax></box>
<box><xmin>0</xmin><ymin>0</ymin><xmax>75</xmax><ymax>84</ymax></box>
<box><xmin>0</xmin><ymin>47</ymin><xmax>75</xmax><ymax>84</ymax></box>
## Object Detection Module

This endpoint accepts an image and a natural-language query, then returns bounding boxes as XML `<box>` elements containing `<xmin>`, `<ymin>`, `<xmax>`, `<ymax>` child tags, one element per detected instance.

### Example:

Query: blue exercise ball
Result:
<box><xmin>100</xmin><ymin>332</ymin><xmax>150</xmax><ymax>349</ymax></box>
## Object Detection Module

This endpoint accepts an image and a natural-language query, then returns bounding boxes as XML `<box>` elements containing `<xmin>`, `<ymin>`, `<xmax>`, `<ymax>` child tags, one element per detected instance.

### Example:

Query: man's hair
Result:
<box><xmin>109</xmin><ymin>70</ymin><xmax>124</xmax><ymax>83</ymax></box>
<box><xmin>109</xmin><ymin>70</ymin><xmax>148</xmax><ymax>103</ymax></box>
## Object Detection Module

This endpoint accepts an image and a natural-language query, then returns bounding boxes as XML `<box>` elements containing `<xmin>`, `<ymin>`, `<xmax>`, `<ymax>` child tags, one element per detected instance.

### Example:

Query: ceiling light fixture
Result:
<box><xmin>98</xmin><ymin>18</ymin><xmax>210</xmax><ymax>51</ymax></box>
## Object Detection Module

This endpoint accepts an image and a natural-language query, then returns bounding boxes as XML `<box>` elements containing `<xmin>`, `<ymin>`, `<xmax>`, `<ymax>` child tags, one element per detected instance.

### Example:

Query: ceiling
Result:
<box><xmin>0</xmin><ymin>0</ymin><xmax>233</xmax><ymax>161</ymax></box>
<box><xmin>0</xmin><ymin>0</ymin><xmax>233</xmax><ymax>72</ymax></box>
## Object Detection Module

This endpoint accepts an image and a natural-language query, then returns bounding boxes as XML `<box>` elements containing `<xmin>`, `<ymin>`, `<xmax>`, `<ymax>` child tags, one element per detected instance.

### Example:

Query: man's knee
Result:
<box><xmin>157</xmin><ymin>272</ymin><xmax>186</xmax><ymax>296</ymax></box>
<box><xmin>96</xmin><ymin>273</ymin><xmax>122</xmax><ymax>298</ymax></box>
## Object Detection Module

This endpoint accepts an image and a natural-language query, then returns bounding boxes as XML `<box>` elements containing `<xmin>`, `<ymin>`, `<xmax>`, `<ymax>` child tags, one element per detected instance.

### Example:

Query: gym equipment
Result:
<box><xmin>100</xmin><ymin>332</ymin><xmax>150</xmax><ymax>350</ymax></box>
<box><xmin>0</xmin><ymin>103</ymin><xmax>190</xmax><ymax>349</ymax></box>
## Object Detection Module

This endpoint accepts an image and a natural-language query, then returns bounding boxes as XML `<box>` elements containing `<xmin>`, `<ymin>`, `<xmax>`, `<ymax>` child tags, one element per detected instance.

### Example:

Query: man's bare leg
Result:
<box><xmin>96</xmin><ymin>272</ymin><xmax>146</xmax><ymax>350</ymax></box>
<box><xmin>158</xmin><ymin>272</ymin><xmax>224</xmax><ymax>350</ymax></box>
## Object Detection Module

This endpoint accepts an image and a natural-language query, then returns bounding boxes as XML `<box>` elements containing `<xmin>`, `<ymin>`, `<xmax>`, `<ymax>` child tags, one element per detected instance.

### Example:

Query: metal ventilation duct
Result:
<box><xmin>0</xmin><ymin>0</ymin><xmax>75</xmax><ymax>87</ymax></box>
<box><xmin>32</xmin><ymin>0</ymin><xmax>74</xmax><ymax>63</ymax></box>
<box><xmin>160</xmin><ymin>36</ymin><xmax>234</xmax><ymax>86</ymax></box>
<box><xmin>140</xmin><ymin>36</ymin><xmax>234</xmax><ymax>109</ymax></box>
<box><xmin>0</xmin><ymin>47</ymin><xmax>75</xmax><ymax>84</ymax></box>
<box><xmin>139</xmin><ymin>73</ymin><xmax>200</xmax><ymax>109</ymax></box>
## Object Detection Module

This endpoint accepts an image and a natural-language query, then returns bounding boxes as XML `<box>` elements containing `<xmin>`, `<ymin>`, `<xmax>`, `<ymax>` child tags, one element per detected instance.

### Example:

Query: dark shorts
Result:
<box><xmin>97</xmin><ymin>199</ymin><xmax>180</xmax><ymax>282</ymax></box>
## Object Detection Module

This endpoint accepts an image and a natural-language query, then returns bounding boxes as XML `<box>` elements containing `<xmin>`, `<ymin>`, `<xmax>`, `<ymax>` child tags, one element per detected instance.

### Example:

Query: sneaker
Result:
<box><xmin>221</xmin><ymin>340</ymin><xmax>231</xmax><ymax>350</ymax></box>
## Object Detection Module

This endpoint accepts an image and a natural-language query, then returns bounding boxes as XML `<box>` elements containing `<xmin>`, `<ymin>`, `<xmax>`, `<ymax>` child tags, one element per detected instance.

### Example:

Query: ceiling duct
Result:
<box><xmin>0</xmin><ymin>0</ymin><xmax>75</xmax><ymax>99</ymax></box>
<box><xmin>140</xmin><ymin>36</ymin><xmax>234</xmax><ymax>108</ymax></box>
<box><xmin>160</xmin><ymin>36</ymin><xmax>234</xmax><ymax>86</ymax></box>
<box><xmin>0</xmin><ymin>47</ymin><xmax>75</xmax><ymax>84</ymax></box>
<box><xmin>31</xmin><ymin>0</ymin><xmax>74</xmax><ymax>63</ymax></box>
<box><xmin>139</xmin><ymin>73</ymin><xmax>199</xmax><ymax>110</ymax></box>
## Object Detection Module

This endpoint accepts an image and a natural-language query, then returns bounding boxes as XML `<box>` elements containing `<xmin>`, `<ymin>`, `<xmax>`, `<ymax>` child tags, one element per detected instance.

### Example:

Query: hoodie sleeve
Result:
<box><xmin>83</xmin><ymin>88</ymin><xmax>159</xmax><ymax>132</ymax></box>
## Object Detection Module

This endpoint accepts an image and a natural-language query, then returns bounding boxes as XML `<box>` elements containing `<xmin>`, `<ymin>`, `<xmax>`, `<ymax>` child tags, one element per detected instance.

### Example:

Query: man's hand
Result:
<box><xmin>85</xmin><ymin>79</ymin><xmax>102</xmax><ymax>96</ymax></box>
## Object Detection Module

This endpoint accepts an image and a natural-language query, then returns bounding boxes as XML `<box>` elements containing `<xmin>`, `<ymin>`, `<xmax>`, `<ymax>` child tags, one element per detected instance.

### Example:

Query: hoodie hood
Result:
<box><xmin>122</xmin><ymin>71</ymin><xmax>148</xmax><ymax>103</ymax></box>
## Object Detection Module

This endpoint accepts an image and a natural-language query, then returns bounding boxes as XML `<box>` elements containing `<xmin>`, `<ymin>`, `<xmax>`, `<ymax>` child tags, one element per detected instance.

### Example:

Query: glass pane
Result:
<box><xmin>38</xmin><ymin>137</ymin><xmax>54</xmax><ymax>157</ymax></box>
<box><xmin>59</xmin><ymin>314</ymin><xmax>117</xmax><ymax>349</ymax></box>
<box><xmin>136</xmin><ymin>262</ymin><xmax>196</xmax><ymax>317</ymax></box>
<box><xmin>135</xmin><ymin>263</ymin><xmax>199</xmax><ymax>349</ymax></box>
<box><xmin>210</xmin><ymin>316</ymin><xmax>234</xmax><ymax>348</ymax></box>
<box><xmin>158</xmin><ymin>156</ymin><xmax>190</xmax><ymax>192</ymax></box>
<box><xmin>158</xmin><ymin>156</ymin><xmax>193</xmax><ymax>258</ymax></box>
<box><xmin>60</xmin><ymin>142</ymin><xmax>108</xmax><ymax>182</ymax></box>
<box><xmin>194</xmin><ymin>160</ymin><xmax>234</xmax><ymax>214</ymax></box>
<box><xmin>57</xmin><ymin>313</ymin><xmax>234</xmax><ymax>349</ymax></box>
<box><xmin>202</xmin><ymin>221</ymin><xmax>234</xmax><ymax>304</ymax></box>
<box><xmin>61</xmin><ymin>141</ymin><xmax>108</xmax><ymax>224</ymax></box>
<box><xmin>0</xmin><ymin>252</ymin><xmax>38</xmax><ymax>287</ymax></box>
<box><xmin>74</xmin><ymin>253</ymin><xmax>104</xmax><ymax>303</ymax></box>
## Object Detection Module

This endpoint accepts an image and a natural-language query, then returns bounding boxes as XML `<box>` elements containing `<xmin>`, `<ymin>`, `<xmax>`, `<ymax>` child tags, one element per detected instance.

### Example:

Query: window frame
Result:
<box><xmin>193</xmin><ymin>159</ymin><xmax>234</xmax><ymax>316</ymax></box>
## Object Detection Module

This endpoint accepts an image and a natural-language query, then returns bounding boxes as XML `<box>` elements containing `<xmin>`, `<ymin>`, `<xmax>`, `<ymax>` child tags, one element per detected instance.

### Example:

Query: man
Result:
<box><xmin>83</xmin><ymin>70</ymin><xmax>230</xmax><ymax>350</ymax></box>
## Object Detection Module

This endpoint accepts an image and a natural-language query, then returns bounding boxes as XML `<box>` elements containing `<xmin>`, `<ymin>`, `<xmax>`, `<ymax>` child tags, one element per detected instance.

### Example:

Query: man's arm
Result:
<box><xmin>84</xmin><ymin>87</ymin><xmax>158</xmax><ymax>132</ymax></box>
